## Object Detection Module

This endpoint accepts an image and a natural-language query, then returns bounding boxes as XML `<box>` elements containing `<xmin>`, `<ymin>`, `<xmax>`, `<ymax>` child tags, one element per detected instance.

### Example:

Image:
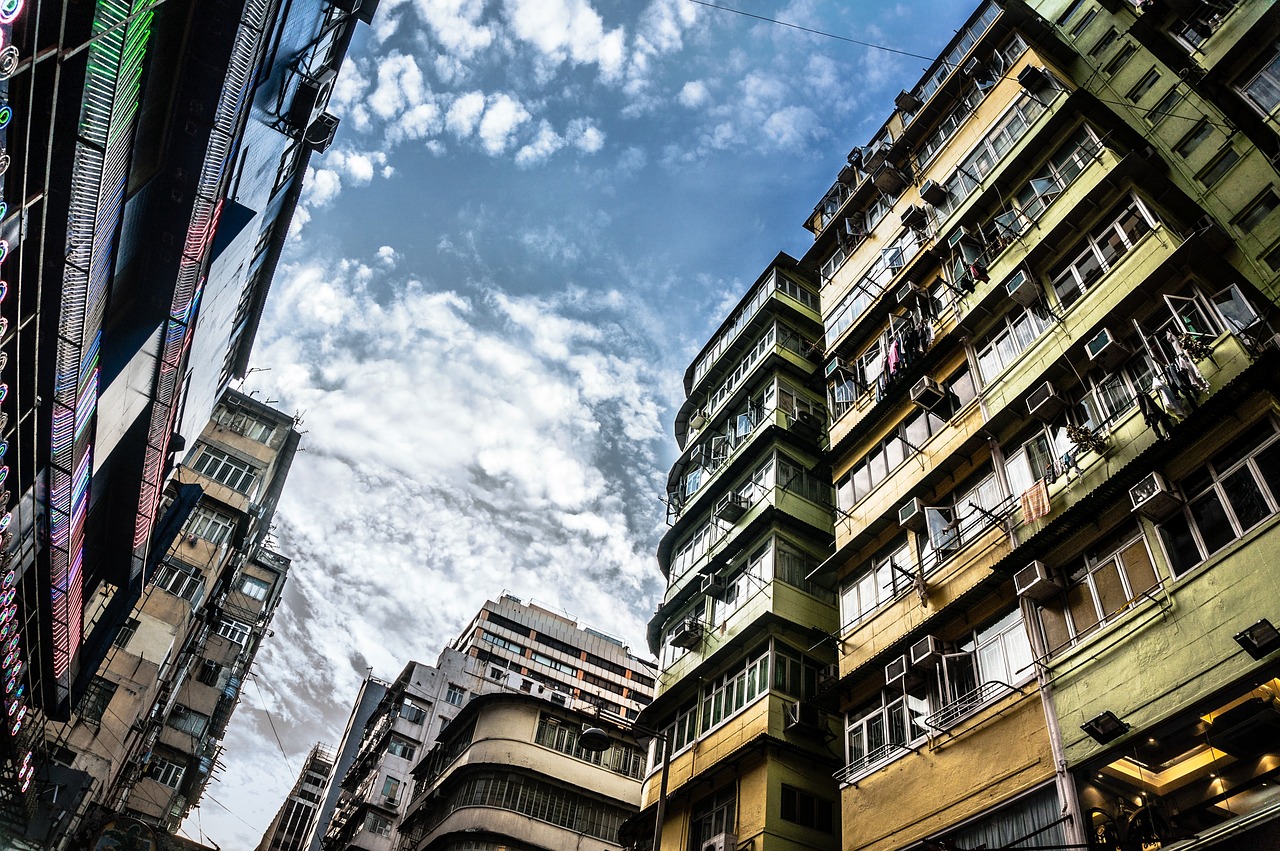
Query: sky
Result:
<box><xmin>183</xmin><ymin>1</ymin><xmax>977</xmax><ymax>846</ymax></box>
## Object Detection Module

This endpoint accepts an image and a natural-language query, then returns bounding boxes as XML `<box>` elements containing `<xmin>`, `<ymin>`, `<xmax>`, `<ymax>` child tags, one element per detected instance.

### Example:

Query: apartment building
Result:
<box><xmin>799</xmin><ymin>1</ymin><xmax>1280</xmax><ymax>850</ymax></box>
<box><xmin>0</xmin><ymin>0</ymin><xmax>367</xmax><ymax>837</ymax></box>
<box><xmin>37</xmin><ymin>391</ymin><xmax>298</xmax><ymax>848</ymax></box>
<box><xmin>258</xmin><ymin>743</ymin><xmax>339</xmax><ymax>851</ymax></box>
<box><xmin>633</xmin><ymin>255</ymin><xmax>842</xmax><ymax>851</ymax></box>
<box><xmin>319</xmin><ymin>595</ymin><xmax>658</xmax><ymax>851</ymax></box>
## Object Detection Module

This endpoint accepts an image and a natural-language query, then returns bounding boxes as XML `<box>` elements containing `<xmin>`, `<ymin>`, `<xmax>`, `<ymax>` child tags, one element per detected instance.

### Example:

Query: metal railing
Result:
<box><xmin>922</xmin><ymin>680</ymin><xmax>1017</xmax><ymax>732</ymax></box>
<box><xmin>834</xmin><ymin>740</ymin><xmax>910</xmax><ymax>786</ymax></box>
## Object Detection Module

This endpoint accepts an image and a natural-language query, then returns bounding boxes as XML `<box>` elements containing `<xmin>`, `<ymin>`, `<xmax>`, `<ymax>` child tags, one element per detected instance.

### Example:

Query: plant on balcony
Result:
<box><xmin>1175</xmin><ymin>332</ymin><xmax>1215</xmax><ymax>362</ymax></box>
<box><xmin>1065</xmin><ymin>423</ymin><xmax>1107</xmax><ymax>455</ymax></box>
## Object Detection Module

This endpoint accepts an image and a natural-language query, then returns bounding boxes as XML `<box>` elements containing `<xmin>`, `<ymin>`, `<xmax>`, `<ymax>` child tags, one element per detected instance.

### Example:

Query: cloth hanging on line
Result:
<box><xmin>1020</xmin><ymin>479</ymin><xmax>1051</xmax><ymax>522</ymax></box>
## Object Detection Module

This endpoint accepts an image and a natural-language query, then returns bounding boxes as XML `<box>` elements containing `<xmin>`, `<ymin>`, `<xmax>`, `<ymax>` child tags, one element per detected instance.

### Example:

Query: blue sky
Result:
<box><xmin>186</xmin><ymin>1</ymin><xmax>977</xmax><ymax>845</ymax></box>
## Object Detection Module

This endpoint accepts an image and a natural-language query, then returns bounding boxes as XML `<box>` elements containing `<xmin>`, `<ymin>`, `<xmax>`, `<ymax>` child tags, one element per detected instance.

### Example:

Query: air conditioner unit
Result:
<box><xmin>700</xmin><ymin>573</ymin><xmax>728</xmax><ymax>598</ymax></box>
<box><xmin>1014</xmin><ymin>561</ymin><xmax>1062</xmax><ymax>602</ymax></box>
<box><xmin>714</xmin><ymin>493</ymin><xmax>749</xmax><ymax>523</ymax></box>
<box><xmin>897</xmin><ymin>498</ymin><xmax>926</xmax><ymax>532</ymax></box>
<box><xmin>947</xmin><ymin>226</ymin><xmax>979</xmax><ymax>250</ymax></box>
<box><xmin>689</xmin><ymin>410</ymin><xmax>708</xmax><ymax>430</ymax></box>
<box><xmin>790</xmin><ymin>409</ymin><xmax>822</xmax><ymax>441</ymax></box>
<box><xmin>910</xmin><ymin>635</ymin><xmax>942</xmax><ymax>667</ymax></box>
<box><xmin>920</xmin><ymin>179</ymin><xmax>948</xmax><ymax>206</ymax></box>
<box><xmin>910</xmin><ymin>377</ymin><xmax>948</xmax><ymax>411</ymax></box>
<box><xmin>1005</xmin><ymin>269</ymin><xmax>1040</xmax><ymax>307</ymax></box>
<box><xmin>1026</xmin><ymin>381</ymin><xmax>1066</xmax><ymax>421</ymax></box>
<box><xmin>895</xmin><ymin>89</ymin><xmax>923</xmax><ymax>113</ymax></box>
<box><xmin>837</xmin><ymin>165</ymin><xmax>856</xmax><ymax>186</ymax></box>
<box><xmin>304</xmin><ymin>112</ymin><xmax>340</xmax><ymax>153</ymax></box>
<box><xmin>864</xmin><ymin>143</ymin><xmax>890</xmax><ymax>172</ymax></box>
<box><xmin>873</xmin><ymin>164</ymin><xmax>909</xmax><ymax>195</ymax></box>
<box><xmin>670</xmin><ymin>618</ymin><xmax>704</xmax><ymax>650</ymax></box>
<box><xmin>901</xmin><ymin>204</ymin><xmax>929</xmax><ymax>229</ymax></box>
<box><xmin>1086</xmin><ymin>327</ymin><xmax>1129</xmax><ymax>370</ymax></box>
<box><xmin>818</xmin><ymin>663</ymin><xmax>840</xmax><ymax>688</ymax></box>
<box><xmin>825</xmin><ymin>358</ymin><xmax>849</xmax><ymax>379</ymax></box>
<box><xmin>701</xmin><ymin>833</ymin><xmax>738</xmax><ymax>851</ymax></box>
<box><xmin>1018</xmin><ymin>65</ymin><xmax>1052</xmax><ymax>94</ymax></box>
<box><xmin>785</xmin><ymin>701</ymin><xmax>823</xmax><ymax>733</ymax></box>
<box><xmin>288</xmin><ymin>68</ymin><xmax>338</xmax><ymax>131</ymax></box>
<box><xmin>847</xmin><ymin>147</ymin><xmax>864</xmax><ymax>168</ymax></box>
<box><xmin>1130</xmin><ymin>471</ymin><xmax>1182</xmax><ymax>521</ymax></box>
<box><xmin>884</xmin><ymin>655</ymin><xmax>912</xmax><ymax>686</ymax></box>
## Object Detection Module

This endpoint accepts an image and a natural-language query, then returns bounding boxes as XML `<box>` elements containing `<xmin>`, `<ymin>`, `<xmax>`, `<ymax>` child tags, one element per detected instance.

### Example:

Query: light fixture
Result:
<box><xmin>1082</xmin><ymin>710</ymin><xmax>1130</xmax><ymax>744</ymax></box>
<box><xmin>578</xmin><ymin>726</ymin><xmax>611</xmax><ymax>753</ymax></box>
<box><xmin>1234</xmin><ymin>619</ymin><xmax>1280</xmax><ymax>660</ymax></box>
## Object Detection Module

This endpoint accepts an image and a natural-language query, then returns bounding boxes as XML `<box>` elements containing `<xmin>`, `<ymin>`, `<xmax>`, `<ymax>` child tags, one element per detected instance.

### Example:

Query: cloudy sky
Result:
<box><xmin>184</xmin><ymin>0</ymin><xmax>974</xmax><ymax>845</ymax></box>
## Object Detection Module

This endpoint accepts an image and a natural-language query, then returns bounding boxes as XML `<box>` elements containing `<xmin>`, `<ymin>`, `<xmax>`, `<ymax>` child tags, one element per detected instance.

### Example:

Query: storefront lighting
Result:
<box><xmin>1082</xmin><ymin>710</ymin><xmax>1130</xmax><ymax>744</ymax></box>
<box><xmin>1234</xmin><ymin>619</ymin><xmax>1280</xmax><ymax>660</ymax></box>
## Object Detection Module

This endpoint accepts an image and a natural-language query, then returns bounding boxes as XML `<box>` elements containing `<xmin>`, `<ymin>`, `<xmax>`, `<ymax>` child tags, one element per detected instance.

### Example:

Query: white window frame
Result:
<box><xmin>185</xmin><ymin>506</ymin><xmax>236</xmax><ymax>545</ymax></box>
<box><xmin>237</xmin><ymin>575</ymin><xmax>271</xmax><ymax>602</ymax></box>
<box><xmin>150</xmin><ymin>756</ymin><xmax>186</xmax><ymax>788</ymax></box>
<box><xmin>191</xmin><ymin>447</ymin><xmax>259</xmax><ymax>494</ymax></box>
<box><xmin>216</xmin><ymin>618</ymin><xmax>252</xmax><ymax>647</ymax></box>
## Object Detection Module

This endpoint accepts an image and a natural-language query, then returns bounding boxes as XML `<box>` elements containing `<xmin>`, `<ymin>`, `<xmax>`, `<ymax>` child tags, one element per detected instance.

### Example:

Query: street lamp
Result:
<box><xmin>579</xmin><ymin>722</ymin><xmax>671</xmax><ymax>851</ymax></box>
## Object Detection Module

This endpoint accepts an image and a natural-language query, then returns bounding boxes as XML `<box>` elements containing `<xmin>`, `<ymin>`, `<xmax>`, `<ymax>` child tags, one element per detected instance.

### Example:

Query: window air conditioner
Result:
<box><xmin>818</xmin><ymin>663</ymin><xmax>840</xmax><ymax>688</ymax></box>
<box><xmin>837</xmin><ymin>165</ymin><xmax>857</xmax><ymax>186</ymax></box>
<box><xmin>1014</xmin><ymin>561</ymin><xmax>1062</xmax><ymax>602</ymax></box>
<box><xmin>1085</xmin><ymin>327</ymin><xmax>1129</xmax><ymax>370</ymax></box>
<box><xmin>1130</xmin><ymin>471</ymin><xmax>1182</xmax><ymax>521</ymax></box>
<box><xmin>910</xmin><ymin>635</ymin><xmax>942</xmax><ymax>667</ymax></box>
<box><xmin>884</xmin><ymin>654</ymin><xmax>912</xmax><ymax>687</ymax></box>
<box><xmin>873</xmin><ymin>164</ymin><xmax>909</xmax><ymax>195</ymax></box>
<box><xmin>784</xmin><ymin>701</ymin><xmax>823</xmax><ymax>733</ymax></box>
<box><xmin>1005</xmin><ymin>269</ymin><xmax>1040</xmax><ymax>307</ymax></box>
<box><xmin>700</xmin><ymin>573</ymin><xmax>728</xmax><ymax>598</ymax></box>
<box><xmin>826</xmin><ymin>357</ymin><xmax>849</xmax><ymax>379</ymax></box>
<box><xmin>714</xmin><ymin>492</ymin><xmax>749</xmax><ymax>523</ymax></box>
<box><xmin>288</xmin><ymin>68</ymin><xmax>338</xmax><ymax>132</ymax></box>
<box><xmin>863</xmin><ymin>143</ymin><xmax>890</xmax><ymax>172</ymax></box>
<box><xmin>689</xmin><ymin>410</ymin><xmax>708</xmax><ymax>430</ymax></box>
<box><xmin>670</xmin><ymin>617</ymin><xmax>704</xmax><ymax>650</ymax></box>
<box><xmin>920</xmin><ymin>179</ymin><xmax>948</xmax><ymax>207</ymax></box>
<box><xmin>304</xmin><ymin>113</ymin><xmax>341</xmax><ymax>153</ymax></box>
<box><xmin>1018</xmin><ymin>65</ymin><xmax>1052</xmax><ymax>94</ymax></box>
<box><xmin>790</xmin><ymin>409</ymin><xmax>823</xmax><ymax>442</ymax></box>
<box><xmin>897</xmin><ymin>497</ymin><xmax>926</xmax><ymax>532</ymax></box>
<box><xmin>701</xmin><ymin>833</ymin><xmax>738</xmax><ymax>851</ymax></box>
<box><xmin>946</xmin><ymin>226</ymin><xmax>975</xmax><ymax>250</ymax></box>
<box><xmin>895</xmin><ymin>89</ymin><xmax>923</xmax><ymax>113</ymax></box>
<box><xmin>1026</xmin><ymin>381</ymin><xmax>1066</xmax><ymax>422</ymax></box>
<box><xmin>910</xmin><ymin>377</ymin><xmax>948</xmax><ymax>411</ymax></box>
<box><xmin>901</xmin><ymin>204</ymin><xmax>929</xmax><ymax>230</ymax></box>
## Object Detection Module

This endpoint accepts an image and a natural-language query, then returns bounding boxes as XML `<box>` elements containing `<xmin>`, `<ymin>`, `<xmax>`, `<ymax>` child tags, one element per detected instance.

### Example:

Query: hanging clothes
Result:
<box><xmin>1020</xmin><ymin>479</ymin><xmax>1051</xmax><ymax>522</ymax></box>
<box><xmin>1137</xmin><ymin>392</ymin><xmax>1174</xmax><ymax>440</ymax></box>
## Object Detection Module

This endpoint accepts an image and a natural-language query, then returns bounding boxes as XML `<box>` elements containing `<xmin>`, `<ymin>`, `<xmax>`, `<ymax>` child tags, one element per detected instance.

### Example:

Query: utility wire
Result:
<box><xmin>686</xmin><ymin>0</ymin><xmax>1239</xmax><ymax>132</ymax></box>
<box><xmin>205</xmin><ymin>793</ymin><xmax>259</xmax><ymax>831</ymax></box>
<box><xmin>252</xmin><ymin>675</ymin><xmax>296</xmax><ymax>777</ymax></box>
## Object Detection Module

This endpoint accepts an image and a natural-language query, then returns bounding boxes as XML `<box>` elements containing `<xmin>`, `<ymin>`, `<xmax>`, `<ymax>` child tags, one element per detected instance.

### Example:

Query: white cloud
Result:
<box><xmin>761</xmin><ymin>105</ymin><xmax>824</xmax><ymax>149</ymax></box>
<box><xmin>477</xmin><ymin>93</ymin><xmax>531</xmax><ymax>154</ymax></box>
<box><xmin>505</xmin><ymin>0</ymin><xmax>627</xmax><ymax>79</ymax></box>
<box><xmin>566</xmin><ymin>117</ymin><xmax>604</xmax><ymax>153</ymax></box>
<box><xmin>515</xmin><ymin>120</ymin><xmax>565</xmax><ymax>166</ymax></box>
<box><xmin>413</xmin><ymin>0</ymin><xmax>495</xmax><ymax>57</ymax></box>
<box><xmin>376</xmin><ymin>245</ymin><xmax>400</xmax><ymax>267</ymax></box>
<box><xmin>445</xmin><ymin>90</ymin><xmax>486</xmax><ymax>138</ymax></box>
<box><xmin>677</xmin><ymin>79</ymin><xmax>709</xmax><ymax>108</ymax></box>
<box><xmin>301</xmin><ymin>166</ymin><xmax>342</xmax><ymax>207</ymax></box>
<box><xmin>369</xmin><ymin>52</ymin><xmax>426</xmax><ymax>120</ymax></box>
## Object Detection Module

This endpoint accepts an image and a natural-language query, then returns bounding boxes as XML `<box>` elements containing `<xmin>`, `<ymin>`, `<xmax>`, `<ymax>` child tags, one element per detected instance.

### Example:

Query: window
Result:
<box><xmin>840</xmin><ymin>538</ymin><xmax>913</xmax><ymax>630</ymax></box>
<box><xmin>845</xmin><ymin>684</ymin><xmax>928</xmax><ymax>773</ymax></box>
<box><xmin>1199</xmin><ymin>147</ymin><xmax>1240</xmax><ymax>187</ymax></box>
<box><xmin>1147</xmin><ymin>87</ymin><xmax>1182</xmax><ymax>125</ymax></box>
<box><xmin>149</xmin><ymin>756</ymin><xmax>186</xmax><ymax>789</ymax></box>
<box><xmin>364</xmin><ymin>812</ymin><xmax>392</xmax><ymax>837</ymax></box>
<box><xmin>934</xmin><ymin>93</ymin><xmax>1052</xmax><ymax>218</ymax></box>
<box><xmin>1089</xmin><ymin>27</ymin><xmax>1118</xmax><ymax>58</ymax></box>
<box><xmin>1010</xmin><ymin>126</ymin><xmax>1101</xmax><ymax>224</ymax></box>
<box><xmin>78</xmin><ymin>677</ymin><xmax>117</xmax><ymax>725</ymax></box>
<box><xmin>216</xmin><ymin>618</ymin><xmax>252</xmax><ymax>647</ymax></box>
<box><xmin>386</xmin><ymin>736</ymin><xmax>417</xmax><ymax>761</ymax></box>
<box><xmin>1126</xmin><ymin>68</ymin><xmax>1160</xmax><ymax>102</ymax></box>
<box><xmin>1175</xmin><ymin>121</ymin><xmax>1214</xmax><ymax>158</ymax></box>
<box><xmin>689</xmin><ymin>787</ymin><xmax>736</xmax><ymax>851</ymax></box>
<box><xmin>660</xmin><ymin>701</ymin><xmax>698</xmax><ymax>758</ymax></box>
<box><xmin>938</xmin><ymin>609</ymin><xmax>1034</xmax><ymax>709</ymax></box>
<box><xmin>1236</xmin><ymin>188</ymin><xmax>1280</xmax><ymax>233</ymax></box>
<box><xmin>237</xmin><ymin>575</ymin><xmax>270</xmax><ymax>602</ymax></box>
<box><xmin>273</xmin><ymin>140</ymin><xmax>303</xmax><ymax>195</ymax></box>
<box><xmin>185</xmin><ymin>506</ymin><xmax>237</xmax><ymax>545</ymax></box>
<box><xmin>382</xmin><ymin>775</ymin><xmax>401</xmax><ymax>802</ymax></box>
<box><xmin>191</xmin><ymin>447</ymin><xmax>259</xmax><ymax>493</ymax></box>
<box><xmin>1047</xmin><ymin>197</ymin><xmax>1156</xmax><ymax>310</ymax></box>
<box><xmin>1102</xmin><ymin>43</ymin><xmax>1137</xmax><ymax>75</ymax></box>
<box><xmin>1069</xmin><ymin>7</ymin><xmax>1098</xmax><ymax>38</ymax></box>
<box><xmin>167</xmin><ymin>706</ymin><xmax>211</xmax><ymax>738</ymax></box>
<box><xmin>923</xmin><ymin>468</ymin><xmax>1007</xmax><ymax>565</ymax></box>
<box><xmin>196</xmin><ymin>660</ymin><xmax>222</xmax><ymax>687</ymax></box>
<box><xmin>781</xmin><ymin>785</ymin><xmax>834</xmax><ymax>832</ymax></box>
<box><xmin>1240</xmin><ymin>49</ymin><xmax>1280</xmax><ymax>115</ymax></box>
<box><xmin>975</xmin><ymin>305</ymin><xmax>1053</xmax><ymax>382</ymax></box>
<box><xmin>445</xmin><ymin>684</ymin><xmax>466</xmax><ymax>707</ymax></box>
<box><xmin>114</xmin><ymin>617</ymin><xmax>139</xmax><ymax>649</ymax></box>
<box><xmin>1159</xmin><ymin>418</ymin><xmax>1280</xmax><ymax>576</ymax></box>
<box><xmin>480</xmin><ymin>630</ymin><xmax>523</xmax><ymax>653</ymax></box>
<box><xmin>154</xmin><ymin>562</ymin><xmax>205</xmax><ymax>605</ymax></box>
<box><xmin>214</xmin><ymin>406</ymin><xmax>278</xmax><ymax>444</ymax></box>
<box><xmin>700</xmin><ymin>644</ymin><xmax>770</xmax><ymax>733</ymax></box>
<box><xmin>400</xmin><ymin>699</ymin><xmax>428</xmax><ymax>724</ymax></box>
<box><xmin>1040</xmin><ymin>527</ymin><xmax>1159</xmax><ymax>653</ymax></box>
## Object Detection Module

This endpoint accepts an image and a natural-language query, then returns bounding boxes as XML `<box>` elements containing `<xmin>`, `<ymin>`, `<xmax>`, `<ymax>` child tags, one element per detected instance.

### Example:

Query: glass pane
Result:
<box><xmin>1222</xmin><ymin>468</ymin><xmax>1270</xmax><ymax>531</ymax></box>
<box><xmin>1067</xmin><ymin>582</ymin><xmax>1100</xmax><ymax>637</ymax></box>
<box><xmin>1120</xmin><ymin>539</ymin><xmax>1158</xmax><ymax>595</ymax></box>
<box><xmin>1189</xmin><ymin>490</ymin><xmax>1235</xmax><ymax>556</ymax></box>
<box><xmin>1159</xmin><ymin>514</ymin><xmax>1202</xmax><ymax>576</ymax></box>
<box><xmin>1256</xmin><ymin>442</ymin><xmax>1280</xmax><ymax>504</ymax></box>
<box><xmin>1092</xmin><ymin>559</ymin><xmax>1128</xmax><ymax>618</ymax></box>
<box><xmin>1075</xmin><ymin>249</ymin><xmax>1104</xmax><ymax>289</ymax></box>
<box><xmin>1212</xmin><ymin>285</ymin><xmax>1260</xmax><ymax>332</ymax></box>
<box><xmin>945</xmin><ymin>654</ymin><xmax>977</xmax><ymax>702</ymax></box>
<box><xmin>977</xmin><ymin>640</ymin><xmax>1007</xmax><ymax>684</ymax></box>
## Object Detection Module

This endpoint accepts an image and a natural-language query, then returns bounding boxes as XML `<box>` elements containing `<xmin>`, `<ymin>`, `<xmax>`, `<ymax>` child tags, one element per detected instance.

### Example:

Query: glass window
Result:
<box><xmin>216</xmin><ymin>618</ymin><xmax>252</xmax><ymax>646</ymax></box>
<box><xmin>1126</xmin><ymin>68</ymin><xmax>1160</xmax><ymax>102</ymax></box>
<box><xmin>1158</xmin><ymin>418</ymin><xmax>1280</xmax><ymax>575</ymax></box>
<box><xmin>1241</xmin><ymin>50</ymin><xmax>1280</xmax><ymax>115</ymax></box>
<box><xmin>1199</xmin><ymin>147</ymin><xmax>1240</xmax><ymax>187</ymax></box>
<box><xmin>154</xmin><ymin>563</ymin><xmax>205</xmax><ymax>605</ymax></box>
<box><xmin>238</xmin><ymin>575</ymin><xmax>270</xmax><ymax>601</ymax></box>
<box><xmin>840</xmin><ymin>538</ymin><xmax>912</xmax><ymax>629</ymax></box>
<box><xmin>1237</xmin><ymin>188</ymin><xmax>1280</xmax><ymax>233</ymax></box>
<box><xmin>185</xmin><ymin>506</ymin><xmax>237</xmax><ymax>545</ymax></box>
<box><xmin>150</xmin><ymin>756</ymin><xmax>186</xmax><ymax>789</ymax></box>
<box><xmin>446</xmin><ymin>684</ymin><xmax>466</xmax><ymax>706</ymax></box>
<box><xmin>78</xmin><ymin>677</ymin><xmax>117</xmax><ymax>725</ymax></box>
<box><xmin>1175</xmin><ymin>121</ymin><xmax>1214</xmax><ymax>158</ymax></box>
<box><xmin>845</xmin><ymin>684</ymin><xmax>929</xmax><ymax>769</ymax></box>
<box><xmin>780</xmin><ymin>785</ymin><xmax>834</xmax><ymax>832</ymax></box>
<box><xmin>191</xmin><ymin>447</ymin><xmax>259</xmax><ymax>493</ymax></box>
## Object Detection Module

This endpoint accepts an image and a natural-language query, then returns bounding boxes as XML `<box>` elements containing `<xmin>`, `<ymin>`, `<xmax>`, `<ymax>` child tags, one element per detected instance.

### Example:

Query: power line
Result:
<box><xmin>252</xmin><ymin>675</ymin><xmax>296</xmax><ymax>778</ymax></box>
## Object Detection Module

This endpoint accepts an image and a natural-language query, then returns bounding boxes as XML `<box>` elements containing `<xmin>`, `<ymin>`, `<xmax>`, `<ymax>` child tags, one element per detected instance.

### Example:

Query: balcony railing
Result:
<box><xmin>834</xmin><ymin>740</ymin><xmax>911</xmax><ymax>787</ymax></box>
<box><xmin>922</xmin><ymin>680</ymin><xmax>1016</xmax><ymax>732</ymax></box>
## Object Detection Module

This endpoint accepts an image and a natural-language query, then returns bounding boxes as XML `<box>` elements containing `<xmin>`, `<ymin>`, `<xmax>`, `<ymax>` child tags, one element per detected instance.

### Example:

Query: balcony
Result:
<box><xmin>834</xmin><ymin>740</ymin><xmax>914</xmax><ymax>788</ymax></box>
<box><xmin>921</xmin><ymin>680</ymin><xmax>1017</xmax><ymax>733</ymax></box>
